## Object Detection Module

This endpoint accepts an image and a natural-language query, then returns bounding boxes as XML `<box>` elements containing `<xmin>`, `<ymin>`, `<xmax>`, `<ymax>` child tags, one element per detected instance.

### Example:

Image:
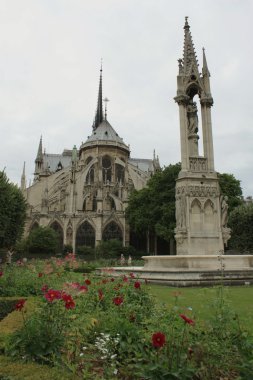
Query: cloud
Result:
<box><xmin>0</xmin><ymin>0</ymin><xmax>252</xmax><ymax>196</ymax></box>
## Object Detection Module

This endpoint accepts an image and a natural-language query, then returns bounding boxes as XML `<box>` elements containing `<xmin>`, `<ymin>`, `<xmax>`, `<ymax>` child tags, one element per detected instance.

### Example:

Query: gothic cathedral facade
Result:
<box><xmin>21</xmin><ymin>68</ymin><xmax>160</xmax><ymax>252</ymax></box>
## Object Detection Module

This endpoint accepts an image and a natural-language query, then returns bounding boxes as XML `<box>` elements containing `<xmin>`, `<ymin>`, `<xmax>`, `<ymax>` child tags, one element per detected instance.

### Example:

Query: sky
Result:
<box><xmin>0</xmin><ymin>0</ymin><xmax>253</xmax><ymax>197</ymax></box>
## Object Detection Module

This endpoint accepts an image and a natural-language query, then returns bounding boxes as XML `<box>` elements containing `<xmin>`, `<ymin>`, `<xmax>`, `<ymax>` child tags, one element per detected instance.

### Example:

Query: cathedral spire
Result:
<box><xmin>92</xmin><ymin>64</ymin><xmax>104</xmax><ymax>131</ymax></box>
<box><xmin>182</xmin><ymin>17</ymin><xmax>199</xmax><ymax>76</ymax></box>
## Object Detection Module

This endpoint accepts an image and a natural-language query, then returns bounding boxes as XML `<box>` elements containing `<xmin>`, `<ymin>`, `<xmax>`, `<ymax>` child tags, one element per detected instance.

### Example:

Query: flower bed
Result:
<box><xmin>1</xmin><ymin>256</ymin><xmax>253</xmax><ymax>379</ymax></box>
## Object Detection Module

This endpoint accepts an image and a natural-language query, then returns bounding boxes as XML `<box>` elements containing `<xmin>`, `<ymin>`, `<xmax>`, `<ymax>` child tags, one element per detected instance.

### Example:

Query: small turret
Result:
<box><xmin>202</xmin><ymin>47</ymin><xmax>212</xmax><ymax>97</ymax></box>
<box><xmin>34</xmin><ymin>136</ymin><xmax>44</xmax><ymax>181</ymax></box>
<box><xmin>20</xmin><ymin>161</ymin><xmax>26</xmax><ymax>191</ymax></box>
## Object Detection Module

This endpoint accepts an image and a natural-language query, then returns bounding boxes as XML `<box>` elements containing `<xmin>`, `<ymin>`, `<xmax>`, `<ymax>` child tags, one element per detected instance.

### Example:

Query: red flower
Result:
<box><xmin>79</xmin><ymin>285</ymin><xmax>88</xmax><ymax>292</ymax></box>
<box><xmin>102</xmin><ymin>279</ymin><xmax>108</xmax><ymax>284</ymax></box>
<box><xmin>180</xmin><ymin>314</ymin><xmax>195</xmax><ymax>325</ymax></box>
<box><xmin>62</xmin><ymin>294</ymin><xmax>75</xmax><ymax>309</ymax></box>
<box><xmin>41</xmin><ymin>284</ymin><xmax>48</xmax><ymax>293</ymax></box>
<box><xmin>98</xmin><ymin>289</ymin><xmax>104</xmax><ymax>300</ymax></box>
<box><xmin>134</xmin><ymin>281</ymin><xmax>141</xmax><ymax>289</ymax></box>
<box><xmin>122</xmin><ymin>275</ymin><xmax>128</xmax><ymax>282</ymax></box>
<box><xmin>152</xmin><ymin>332</ymin><xmax>166</xmax><ymax>348</ymax></box>
<box><xmin>38</xmin><ymin>272</ymin><xmax>43</xmax><ymax>278</ymax></box>
<box><xmin>84</xmin><ymin>279</ymin><xmax>91</xmax><ymax>285</ymax></box>
<box><xmin>15</xmin><ymin>299</ymin><xmax>26</xmax><ymax>311</ymax></box>
<box><xmin>44</xmin><ymin>289</ymin><xmax>62</xmax><ymax>302</ymax></box>
<box><xmin>129</xmin><ymin>272</ymin><xmax>135</xmax><ymax>279</ymax></box>
<box><xmin>113</xmin><ymin>296</ymin><xmax>124</xmax><ymax>306</ymax></box>
<box><xmin>110</xmin><ymin>278</ymin><xmax>115</xmax><ymax>282</ymax></box>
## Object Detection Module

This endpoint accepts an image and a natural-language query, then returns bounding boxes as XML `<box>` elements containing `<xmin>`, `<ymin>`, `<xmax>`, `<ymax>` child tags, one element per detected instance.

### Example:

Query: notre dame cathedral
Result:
<box><xmin>21</xmin><ymin>68</ymin><xmax>161</xmax><ymax>253</ymax></box>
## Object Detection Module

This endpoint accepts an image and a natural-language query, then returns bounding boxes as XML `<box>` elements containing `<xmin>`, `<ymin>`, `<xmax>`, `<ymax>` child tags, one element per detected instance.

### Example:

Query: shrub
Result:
<box><xmin>27</xmin><ymin>227</ymin><xmax>59</xmax><ymax>254</ymax></box>
<box><xmin>76</xmin><ymin>245</ymin><xmax>95</xmax><ymax>257</ymax></box>
<box><xmin>95</xmin><ymin>239</ymin><xmax>124</xmax><ymax>259</ymax></box>
<box><xmin>228</xmin><ymin>203</ymin><xmax>253</xmax><ymax>252</ymax></box>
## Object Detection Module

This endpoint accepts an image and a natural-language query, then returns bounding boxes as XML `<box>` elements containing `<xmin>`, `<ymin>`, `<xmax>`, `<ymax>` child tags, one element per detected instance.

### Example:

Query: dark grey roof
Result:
<box><xmin>128</xmin><ymin>158</ymin><xmax>155</xmax><ymax>173</ymax></box>
<box><xmin>43</xmin><ymin>153</ymin><xmax>72</xmax><ymax>172</ymax></box>
<box><xmin>81</xmin><ymin>120</ymin><xmax>129</xmax><ymax>151</ymax></box>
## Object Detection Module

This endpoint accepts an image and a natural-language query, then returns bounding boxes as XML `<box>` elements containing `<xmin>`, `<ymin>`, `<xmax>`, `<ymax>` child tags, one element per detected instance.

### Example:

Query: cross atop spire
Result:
<box><xmin>92</xmin><ymin>64</ymin><xmax>104</xmax><ymax>131</ymax></box>
<box><xmin>182</xmin><ymin>16</ymin><xmax>199</xmax><ymax>76</ymax></box>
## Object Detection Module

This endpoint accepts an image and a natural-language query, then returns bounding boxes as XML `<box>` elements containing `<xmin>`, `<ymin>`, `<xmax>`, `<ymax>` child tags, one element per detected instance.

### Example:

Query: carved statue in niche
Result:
<box><xmin>176</xmin><ymin>189</ymin><xmax>186</xmax><ymax>228</ymax></box>
<box><xmin>187</xmin><ymin>101</ymin><xmax>198</xmax><ymax>135</ymax></box>
<box><xmin>220</xmin><ymin>195</ymin><xmax>229</xmax><ymax>227</ymax></box>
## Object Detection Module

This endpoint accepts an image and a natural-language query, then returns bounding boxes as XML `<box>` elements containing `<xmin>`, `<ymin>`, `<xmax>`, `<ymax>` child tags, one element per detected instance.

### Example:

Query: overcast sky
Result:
<box><xmin>0</xmin><ymin>0</ymin><xmax>253</xmax><ymax>196</ymax></box>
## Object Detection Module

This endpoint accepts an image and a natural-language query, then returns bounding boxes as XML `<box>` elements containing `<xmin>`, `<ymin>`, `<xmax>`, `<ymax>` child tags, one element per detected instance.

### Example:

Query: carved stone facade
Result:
<box><xmin>22</xmin><ymin>70</ymin><xmax>160</xmax><ymax>252</ymax></box>
<box><xmin>174</xmin><ymin>18</ymin><xmax>231</xmax><ymax>255</ymax></box>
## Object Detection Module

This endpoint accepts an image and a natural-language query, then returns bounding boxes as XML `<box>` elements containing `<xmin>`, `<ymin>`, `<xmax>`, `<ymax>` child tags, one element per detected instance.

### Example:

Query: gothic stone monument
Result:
<box><xmin>109</xmin><ymin>18</ymin><xmax>253</xmax><ymax>285</ymax></box>
<box><xmin>174</xmin><ymin>17</ymin><xmax>231</xmax><ymax>255</ymax></box>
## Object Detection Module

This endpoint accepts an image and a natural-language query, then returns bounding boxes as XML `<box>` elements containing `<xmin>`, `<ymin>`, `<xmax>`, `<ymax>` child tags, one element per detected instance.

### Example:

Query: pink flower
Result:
<box><xmin>152</xmin><ymin>332</ymin><xmax>166</xmax><ymax>348</ymax></box>
<box><xmin>113</xmin><ymin>296</ymin><xmax>124</xmax><ymax>306</ymax></box>
<box><xmin>134</xmin><ymin>281</ymin><xmax>141</xmax><ymax>289</ymax></box>
<box><xmin>129</xmin><ymin>272</ymin><xmax>135</xmax><ymax>279</ymax></box>
<box><xmin>122</xmin><ymin>275</ymin><xmax>128</xmax><ymax>282</ymax></box>
<box><xmin>180</xmin><ymin>314</ymin><xmax>195</xmax><ymax>325</ymax></box>
<box><xmin>98</xmin><ymin>289</ymin><xmax>104</xmax><ymax>300</ymax></box>
<box><xmin>70</xmin><ymin>282</ymin><xmax>80</xmax><ymax>289</ymax></box>
<box><xmin>15</xmin><ymin>299</ymin><xmax>26</xmax><ymax>311</ymax></box>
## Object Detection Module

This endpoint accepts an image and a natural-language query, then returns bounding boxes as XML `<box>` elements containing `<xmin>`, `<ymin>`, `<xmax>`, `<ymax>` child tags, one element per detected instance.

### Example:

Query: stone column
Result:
<box><xmin>201</xmin><ymin>98</ymin><xmax>214</xmax><ymax>171</ymax></box>
<box><xmin>174</xmin><ymin>95</ymin><xmax>190</xmax><ymax>171</ymax></box>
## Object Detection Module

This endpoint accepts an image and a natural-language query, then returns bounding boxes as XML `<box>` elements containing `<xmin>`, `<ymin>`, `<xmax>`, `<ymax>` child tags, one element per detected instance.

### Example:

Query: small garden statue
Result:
<box><xmin>6</xmin><ymin>248</ymin><xmax>14</xmax><ymax>265</ymax></box>
<box><xmin>120</xmin><ymin>254</ymin><xmax>125</xmax><ymax>266</ymax></box>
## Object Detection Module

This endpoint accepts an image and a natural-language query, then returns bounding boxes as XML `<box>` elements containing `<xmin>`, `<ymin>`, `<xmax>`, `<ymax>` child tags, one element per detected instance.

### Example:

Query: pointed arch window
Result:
<box><xmin>30</xmin><ymin>221</ymin><xmax>39</xmax><ymax>232</ymax></box>
<box><xmin>102</xmin><ymin>222</ymin><xmax>122</xmax><ymax>242</ymax></box>
<box><xmin>76</xmin><ymin>221</ymin><xmax>95</xmax><ymax>248</ymax></box>
<box><xmin>102</xmin><ymin>155</ymin><xmax>112</xmax><ymax>184</ymax></box>
<box><xmin>50</xmin><ymin>221</ymin><xmax>64</xmax><ymax>250</ymax></box>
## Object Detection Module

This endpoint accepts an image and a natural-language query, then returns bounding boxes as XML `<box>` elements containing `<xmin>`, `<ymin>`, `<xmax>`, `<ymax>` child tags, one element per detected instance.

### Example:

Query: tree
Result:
<box><xmin>228</xmin><ymin>204</ymin><xmax>253</xmax><ymax>252</ymax></box>
<box><xmin>27</xmin><ymin>226</ymin><xmax>59</xmax><ymax>254</ymax></box>
<box><xmin>126</xmin><ymin>163</ymin><xmax>181</xmax><ymax>242</ymax></box>
<box><xmin>218</xmin><ymin>173</ymin><xmax>243</xmax><ymax>214</ymax></box>
<box><xmin>0</xmin><ymin>171</ymin><xmax>27</xmax><ymax>249</ymax></box>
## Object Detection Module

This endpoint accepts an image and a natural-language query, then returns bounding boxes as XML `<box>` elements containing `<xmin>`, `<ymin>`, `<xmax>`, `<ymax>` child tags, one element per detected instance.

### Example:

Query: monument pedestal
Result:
<box><xmin>98</xmin><ymin>255</ymin><xmax>253</xmax><ymax>287</ymax></box>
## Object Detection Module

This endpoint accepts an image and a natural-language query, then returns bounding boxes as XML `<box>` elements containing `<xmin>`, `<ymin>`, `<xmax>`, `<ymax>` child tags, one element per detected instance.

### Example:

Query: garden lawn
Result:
<box><xmin>149</xmin><ymin>284</ymin><xmax>253</xmax><ymax>334</ymax></box>
<box><xmin>0</xmin><ymin>355</ymin><xmax>79</xmax><ymax>379</ymax></box>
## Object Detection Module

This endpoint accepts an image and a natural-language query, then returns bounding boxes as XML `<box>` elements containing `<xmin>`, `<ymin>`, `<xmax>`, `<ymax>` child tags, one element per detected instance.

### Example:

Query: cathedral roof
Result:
<box><xmin>81</xmin><ymin>119</ymin><xmax>129</xmax><ymax>153</ymax></box>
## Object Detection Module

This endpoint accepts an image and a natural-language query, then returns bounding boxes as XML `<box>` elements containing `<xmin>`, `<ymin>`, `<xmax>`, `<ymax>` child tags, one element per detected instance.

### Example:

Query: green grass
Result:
<box><xmin>149</xmin><ymin>284</ymin><xmax>253</xmax><ymax>334</ymax></box>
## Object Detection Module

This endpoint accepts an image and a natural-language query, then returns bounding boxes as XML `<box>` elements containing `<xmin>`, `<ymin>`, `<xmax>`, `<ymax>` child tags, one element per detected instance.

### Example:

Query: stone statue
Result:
<box><xmin>220</xmin><ymin>195</ymin><xmax>228</xmax><ymax>227</ymax></box>
<box><xmin>187</xmin><ymin>101</ymin><xmax>198</xmax><ymax>134</ymax></box>
<box><xmin>176</xmin><ymin>191</ymin><xmax>186</xmax><ymax>228</ymax></box>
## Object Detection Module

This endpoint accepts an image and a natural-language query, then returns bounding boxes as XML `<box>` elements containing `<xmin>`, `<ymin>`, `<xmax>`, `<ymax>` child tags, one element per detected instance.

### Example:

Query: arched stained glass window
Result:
<box><xmin>50</xmin><ymin>221</ymin><xmax>64</xmax><ymax>250</ymax></box>
<box><xmin>76</xmin><ymin>221</ymin><xmax>95</xmax><ymax>248</ymax></box>
<box><xmin>102</xmin><ymin>222</ymin><xmax>122</xmax><ymax>241</ymax></box>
